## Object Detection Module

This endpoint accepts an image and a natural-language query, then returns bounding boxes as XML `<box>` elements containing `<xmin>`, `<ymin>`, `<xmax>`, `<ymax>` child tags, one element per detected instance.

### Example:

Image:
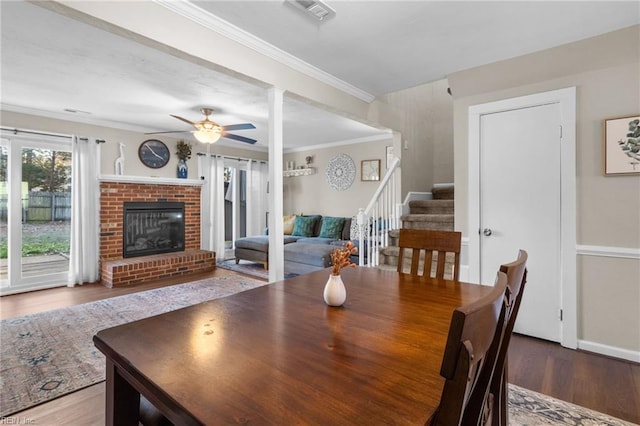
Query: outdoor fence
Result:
<box><xmin>0</xmin><ymin>192</ymin><xmax>71</xmax><ymax>222</ymax></box>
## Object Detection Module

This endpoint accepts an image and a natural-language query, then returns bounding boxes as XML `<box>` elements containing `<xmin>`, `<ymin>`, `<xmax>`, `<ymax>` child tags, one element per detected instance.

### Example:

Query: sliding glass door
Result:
<box><xmin>0</xmin><ymin>134</ymin><xmax>72</xmax><ymax>295</ymax></box>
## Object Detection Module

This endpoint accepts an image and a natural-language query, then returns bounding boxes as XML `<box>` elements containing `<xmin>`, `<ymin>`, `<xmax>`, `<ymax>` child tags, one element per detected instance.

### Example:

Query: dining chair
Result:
<box><xmin>140</xmin><ymin>396</ymin><xmax>172</xmax><ymax>426</ymax></box>
<box><xmin>396</xmin><ymin>229</ymin><xmax>462</xmax><ymax>280</ymax></box>
<box><xmin>458</xmin><ymin>250</ymin><xmax>527</xmax><ymax>425</ymax></box>
<box><xmin>427</xmin><ymin>272</ymin><xmax>508</xmax><ymax>426</ymax></box>
<box><xmin>490</xmin><ymin>250</ymin><xmax>528</xmax><ymax>426</ymax></box>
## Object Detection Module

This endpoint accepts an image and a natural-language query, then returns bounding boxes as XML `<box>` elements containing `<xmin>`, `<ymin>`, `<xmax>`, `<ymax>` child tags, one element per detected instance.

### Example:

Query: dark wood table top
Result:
<box><xmin>94</xmin><ymin>267</ymin><xmax>492</xmax><ymax>425</ymax></box>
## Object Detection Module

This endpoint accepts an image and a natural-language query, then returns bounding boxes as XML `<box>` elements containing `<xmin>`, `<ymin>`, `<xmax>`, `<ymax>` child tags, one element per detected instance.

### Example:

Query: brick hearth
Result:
<box><xmin>99</xmin><ymin>179</ymin><xmax>215</xmax><ymax>287</ymax></box>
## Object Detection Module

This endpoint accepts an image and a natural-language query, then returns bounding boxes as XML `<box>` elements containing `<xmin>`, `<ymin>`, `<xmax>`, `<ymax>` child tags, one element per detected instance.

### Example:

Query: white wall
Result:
<box><xmin>370</xmin><ymin>79</ymin><xmax>454</xmax><ymax>197</ymax></box>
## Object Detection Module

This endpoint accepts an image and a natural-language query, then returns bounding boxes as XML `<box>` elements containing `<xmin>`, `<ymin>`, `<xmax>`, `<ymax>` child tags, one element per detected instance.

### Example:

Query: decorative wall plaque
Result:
<box><xmin>326</xmin><ymin>153</ymin><xmax>356</xmax><ymax>191</ymax></box>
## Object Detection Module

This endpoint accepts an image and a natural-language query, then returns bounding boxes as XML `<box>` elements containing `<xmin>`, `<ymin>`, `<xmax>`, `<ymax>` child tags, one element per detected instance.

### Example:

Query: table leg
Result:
<box><xmin>105</xmin><ymin>359</ymin><xmax>141</xmax><ymax>426</ymax></box>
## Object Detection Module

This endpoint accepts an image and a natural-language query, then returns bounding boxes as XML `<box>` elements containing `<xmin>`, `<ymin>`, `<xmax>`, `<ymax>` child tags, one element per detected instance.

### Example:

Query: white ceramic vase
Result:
<box><xmin>323</xmin><ymin>274</ymin><xmax>346</xmax><ymax>307</ymax></box>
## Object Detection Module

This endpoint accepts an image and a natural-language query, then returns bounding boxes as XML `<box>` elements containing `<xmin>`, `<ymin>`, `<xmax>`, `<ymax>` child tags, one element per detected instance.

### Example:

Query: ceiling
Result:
<box><xmin>1</xmin><ymin>1</ymin><xmax>638</xmax><ymax>151</ymax></box>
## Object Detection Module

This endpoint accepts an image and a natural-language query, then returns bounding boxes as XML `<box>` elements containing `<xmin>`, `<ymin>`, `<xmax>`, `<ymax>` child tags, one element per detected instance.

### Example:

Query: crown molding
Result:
<box><xmin>153</xmin><ymin>0</ymin><xmax>376</xmax><ymax>103</ymax></box>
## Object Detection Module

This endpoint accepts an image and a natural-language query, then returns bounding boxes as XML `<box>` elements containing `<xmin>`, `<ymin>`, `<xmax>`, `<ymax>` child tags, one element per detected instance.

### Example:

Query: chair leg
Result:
<box><xmin>491</xmin><ymin>364</ymin><xmax>508</xmax><ymax>426</ymax></box>
<box><xmin>500</xmin><ymin>368</ymin><xmax>508</xmax><ymax>426</ymax></box>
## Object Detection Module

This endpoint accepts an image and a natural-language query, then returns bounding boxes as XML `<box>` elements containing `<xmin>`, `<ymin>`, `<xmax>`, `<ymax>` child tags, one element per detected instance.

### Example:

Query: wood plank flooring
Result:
<box><xmin>1</xmin><ymin>270</ymin><xmax>638</xmax><ymax>425</ymax></box>
<box><xmin>509</xmin><ymin>334</ymin><xmax>639</xmax><ymax>424</ymax></box>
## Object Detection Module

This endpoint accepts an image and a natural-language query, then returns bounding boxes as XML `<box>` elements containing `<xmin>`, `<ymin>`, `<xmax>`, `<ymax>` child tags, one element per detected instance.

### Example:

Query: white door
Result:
<box><xmin>479</xmin><ymin>103</ymin><xmax>562</xmax><ymax>342</ymax></box>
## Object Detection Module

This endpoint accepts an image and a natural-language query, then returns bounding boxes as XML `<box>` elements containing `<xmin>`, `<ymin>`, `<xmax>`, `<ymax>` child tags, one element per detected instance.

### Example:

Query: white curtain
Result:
<box><xmin>199</xmin><ymin>154</ymin><xmax>226</xmax><ymax>259</ymax></box>
<box><xmin>68</xmin><ymin>136</ymin><xmax>100</xmax><ymax>286</ymax></box>
<box><xmin>246</xmin><ymin>161</ymin><xmax>268</xmax><ymax>236</ymax></box>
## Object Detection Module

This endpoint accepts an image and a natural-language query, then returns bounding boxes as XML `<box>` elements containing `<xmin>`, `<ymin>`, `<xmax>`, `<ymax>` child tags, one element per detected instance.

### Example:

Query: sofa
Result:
<box><xmin>234</xmin><ymin>215</ymin><xmax>360</xmax><ymax>274</ymax></box>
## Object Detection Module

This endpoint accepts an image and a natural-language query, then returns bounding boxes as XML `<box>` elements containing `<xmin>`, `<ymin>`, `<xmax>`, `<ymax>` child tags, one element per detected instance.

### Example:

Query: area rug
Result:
<box><xmin>0</xmin><ymin>275</ymin><xmax>268</xmax><ymax>417</ymax></box>
<box><xmin>217</xmin><ymin>259</ymin><xmax>298</xmax><ymax>280</ymax></box>
<box><xmin>508</xmin><ymin>384</ymin><xmax>635</xmax><ymax>425</ymax></box>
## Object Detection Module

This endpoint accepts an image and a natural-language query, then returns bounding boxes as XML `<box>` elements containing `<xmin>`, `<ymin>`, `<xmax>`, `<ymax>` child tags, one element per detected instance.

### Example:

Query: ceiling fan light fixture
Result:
<box><xmin>193</xmin><ymin>129</ymin><xmax>221</xmax><ymax>144</ymax></box>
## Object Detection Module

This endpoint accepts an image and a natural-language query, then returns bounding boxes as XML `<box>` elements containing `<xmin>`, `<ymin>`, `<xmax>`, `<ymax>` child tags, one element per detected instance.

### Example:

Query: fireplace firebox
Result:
<box><xmin>123</xmin><ymin>202</ymin><xmax>185</xmax><ymax>258</ymax></box>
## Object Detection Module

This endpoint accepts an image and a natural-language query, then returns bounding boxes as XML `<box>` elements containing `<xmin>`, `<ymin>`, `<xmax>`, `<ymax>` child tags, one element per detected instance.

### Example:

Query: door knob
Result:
<box><xmin>483</xmin><ymin>228</ymin><xmax>492</xmax><ymax>236</ymax></box>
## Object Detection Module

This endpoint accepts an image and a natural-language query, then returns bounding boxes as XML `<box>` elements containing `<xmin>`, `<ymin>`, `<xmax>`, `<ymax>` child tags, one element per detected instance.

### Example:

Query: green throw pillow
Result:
<box><xmin>292</xmin><ymin>215</ymin><xmax>318</xmax><ymax>237</ymax></box>
<box><xmin>319</xmin><ymin>217</ymin><xmax>345</xmax><ymax>239</ymax></box>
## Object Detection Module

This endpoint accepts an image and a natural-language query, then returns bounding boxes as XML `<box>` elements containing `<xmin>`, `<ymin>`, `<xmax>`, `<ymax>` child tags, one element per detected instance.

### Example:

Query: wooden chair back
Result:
<box><xmin>490</xmin><ymin>250</ymin><xmax>528</xmax><ymax>426</ymax></box>
<box><xmin>428</xmin><ymin>272</ymin><xmax>508</xmax><ymax>426</ymax></box>
<box><xmin>397</xmin><ymin>229</ymin><xmax>462</xmax><ymax>280</ymax></box>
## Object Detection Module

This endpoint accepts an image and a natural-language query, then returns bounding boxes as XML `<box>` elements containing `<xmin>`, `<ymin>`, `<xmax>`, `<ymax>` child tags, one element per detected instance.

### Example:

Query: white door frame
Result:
<box><xmin>468</xmin><ymin>87</ymin><xmax>577</xmax><ymax>349</ymax></box>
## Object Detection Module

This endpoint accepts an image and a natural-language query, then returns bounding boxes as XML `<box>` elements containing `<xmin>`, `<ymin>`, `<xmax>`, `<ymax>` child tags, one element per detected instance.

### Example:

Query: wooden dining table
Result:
<box><xmin>93</xmin><ymin>267</ymin><xmax>493</xmax><ymax>425</ymax></box>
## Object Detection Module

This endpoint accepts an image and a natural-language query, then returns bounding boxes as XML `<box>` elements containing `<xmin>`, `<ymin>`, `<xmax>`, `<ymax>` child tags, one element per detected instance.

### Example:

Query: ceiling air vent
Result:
<box><xmin>286</xmin><ymin>0</ymin><xmax>336</xmax><ymax>22</ymax></box>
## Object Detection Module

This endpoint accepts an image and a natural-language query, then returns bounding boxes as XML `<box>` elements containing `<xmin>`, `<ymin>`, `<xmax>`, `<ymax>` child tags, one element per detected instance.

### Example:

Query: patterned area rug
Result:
<box><xmin>0</xmin><ymin>276</ymin><xmax>635</xmax><ymax>425</ymax></box>
<box><xmin>508</xmin><ymin>384</ymin><xmax>635</xmax><ymax>425</ymax></box>
<box><xmin>0</xmin><ymin>275</ymin><xmax>268</xmax><ymax>416</ymax></box>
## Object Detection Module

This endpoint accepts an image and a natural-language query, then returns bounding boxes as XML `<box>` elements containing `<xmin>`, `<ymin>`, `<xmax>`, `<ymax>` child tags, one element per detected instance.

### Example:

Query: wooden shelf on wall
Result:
<box><xmin>283</xmin><ymin>167</ymin><xmax>315</xmax><ymax>177</ymax></box>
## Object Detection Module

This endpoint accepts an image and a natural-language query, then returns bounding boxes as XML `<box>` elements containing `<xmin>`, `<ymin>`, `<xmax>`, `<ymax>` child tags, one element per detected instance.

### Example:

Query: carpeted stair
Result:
<box><xmin>380</xmin><ymin>183</ymin><xmax>454</xmax><ymax>270</ymax></box>
<box><xmin>401</xmin><ymin>183</ymin><xmax>454</xmax><ymax>231</ymax></box>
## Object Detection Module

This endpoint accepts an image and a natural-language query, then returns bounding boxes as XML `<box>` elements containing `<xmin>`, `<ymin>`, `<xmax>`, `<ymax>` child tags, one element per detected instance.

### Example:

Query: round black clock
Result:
<box><xmin>138</xmin><ymin>139</ymin><xmax>170</xmax><ymax>169</ymax></box>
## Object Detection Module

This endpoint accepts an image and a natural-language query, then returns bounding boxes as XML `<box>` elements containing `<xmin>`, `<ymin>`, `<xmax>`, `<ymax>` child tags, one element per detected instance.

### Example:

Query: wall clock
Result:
<box><xmin>326</xmin><ymin>153</ymin><xmax>356</xmax><ymax>191</ymax></box>
<box><xmin>139</xmin><ymin>139</ymin><xmax>170</xmax><ymax>169</ymax></box>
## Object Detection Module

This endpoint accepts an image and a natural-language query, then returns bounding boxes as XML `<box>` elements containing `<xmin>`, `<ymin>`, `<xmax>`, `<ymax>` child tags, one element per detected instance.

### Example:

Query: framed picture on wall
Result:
<box><xmin>603</xmin><ymin>114</ymin><xmax>640</xmax><ymax>176</ymax></box>
<box><xmin>361</xmin><ymin>159</ymin><xmax>381</xmax><ymax>181</ymax></box>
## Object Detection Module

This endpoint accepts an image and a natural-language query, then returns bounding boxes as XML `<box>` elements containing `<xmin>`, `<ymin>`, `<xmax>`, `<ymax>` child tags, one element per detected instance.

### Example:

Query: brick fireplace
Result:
<box><xmin>99</xmin><ymin>177</ymin><xmax>215</xmax><ymax>287</ymax></box>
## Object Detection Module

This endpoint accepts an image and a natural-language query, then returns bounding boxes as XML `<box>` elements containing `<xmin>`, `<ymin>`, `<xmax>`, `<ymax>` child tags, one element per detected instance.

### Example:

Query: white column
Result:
<box><xmin>268</xmin><ymin>87</ymin><xmax>285</xmax><ymax>282</ymax></box>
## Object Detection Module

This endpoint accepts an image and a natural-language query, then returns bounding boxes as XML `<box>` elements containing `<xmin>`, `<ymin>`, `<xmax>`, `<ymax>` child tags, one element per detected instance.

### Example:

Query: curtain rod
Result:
<box><xmin>0</xmin><ymin>127</ymin><xmax>105</xmax><ymax>143</ymax></box>
<box><xmin>196</xmin><ymin>152</ymin><xmax>267</xmax><ymax>164</ymax></box>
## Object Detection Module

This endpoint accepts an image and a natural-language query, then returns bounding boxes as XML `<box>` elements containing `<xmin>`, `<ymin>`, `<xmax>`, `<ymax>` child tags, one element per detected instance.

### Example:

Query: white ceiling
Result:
<box><xmin>1</xmin><ymin>1</ymin><xmax>638</xmax><ymax>151</ymax></box>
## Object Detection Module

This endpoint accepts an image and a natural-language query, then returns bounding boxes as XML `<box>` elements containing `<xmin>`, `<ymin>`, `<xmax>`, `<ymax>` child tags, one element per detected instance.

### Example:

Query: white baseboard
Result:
<box><xmin>578</xmin><ymin>340</ymin><xmax>640</xmax><ymax>363</ymax></box>
<box><xmin>401</xmin><ymin>191</ymin><xmax>432</xmax><ymax>216</ymax></box>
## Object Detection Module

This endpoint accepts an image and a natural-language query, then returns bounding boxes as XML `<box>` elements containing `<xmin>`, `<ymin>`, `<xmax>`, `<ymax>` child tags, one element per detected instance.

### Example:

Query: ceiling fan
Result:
<box><xmin>146</xmin><ymin>108</ymin><xmax>257</xmax><ymax>144</ymax></box>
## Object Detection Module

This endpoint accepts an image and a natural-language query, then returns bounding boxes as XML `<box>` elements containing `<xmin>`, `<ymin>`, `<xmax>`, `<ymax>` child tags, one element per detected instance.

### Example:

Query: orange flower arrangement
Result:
<box><xmin>330</xmin><ymin>241</ymin><xmax>358</xmax><ymax>275</ymax></box>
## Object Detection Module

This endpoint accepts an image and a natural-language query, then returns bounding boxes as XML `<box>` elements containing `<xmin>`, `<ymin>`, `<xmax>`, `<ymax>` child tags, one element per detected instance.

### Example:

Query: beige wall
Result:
<box><xmin>448</xmin><ymin>25</ymin><xmax>640</xmax><ymax>353</ymax></box>
<box><xmin>0</xmin><ymin>111</ymin><xmax>268</xmax><ymax>178</ymax></box>
<box><xmin>283</xmin><ymin>138</ymin><xmax>392</xmax><ymax>217</ymax></box>
<box><xmin>370</xmin><ymin>79</ymin><xmax>454</xmax><ymax>197</ymax></box>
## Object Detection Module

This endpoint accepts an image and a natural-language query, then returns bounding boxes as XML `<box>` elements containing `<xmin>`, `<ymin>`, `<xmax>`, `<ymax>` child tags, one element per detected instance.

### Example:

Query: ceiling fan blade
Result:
<box><xmin>222</xmin><ymin>123</ymin><xmax>256</xmax><ymax>131</ymax></box>
<box><xmin>170</xmin><ymin>114</ymin><xmax>196</xmax><ymax>126</ymax></box>
<box><xmin>223</xmin><ymin>133</ymin><xmax>257</xmax><ymax>144</ymax></box>
<box><xmin>144</xmin><ymin>130</ymin><xmax>189</xmax><ymax>135</ymax></box>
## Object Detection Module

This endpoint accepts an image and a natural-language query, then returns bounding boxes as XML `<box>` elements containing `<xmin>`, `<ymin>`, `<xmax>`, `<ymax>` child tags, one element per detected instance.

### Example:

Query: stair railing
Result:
<box><xmin>357</xmin><ymin>156</ymin><xmax>402</xmax><ymax>267</ymax></box>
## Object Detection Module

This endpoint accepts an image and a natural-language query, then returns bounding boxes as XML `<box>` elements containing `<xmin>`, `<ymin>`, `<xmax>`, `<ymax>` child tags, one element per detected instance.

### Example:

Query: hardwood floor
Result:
<box><xmin>1</xmin><ymin>270</ymin><xmax>638</xmax><ymax>425</ymax></box>
<box><xmin>509</xmin><ymin>333</ymin><xmax>640</xmax><ymax>424</ymax></box>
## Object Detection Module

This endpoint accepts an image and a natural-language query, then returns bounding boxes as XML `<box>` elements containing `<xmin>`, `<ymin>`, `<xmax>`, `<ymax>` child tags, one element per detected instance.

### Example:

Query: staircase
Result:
<box><xmin>380</xmin><ymin>184</ymin><xmax>454</xmax><ymax>268</ymax></box>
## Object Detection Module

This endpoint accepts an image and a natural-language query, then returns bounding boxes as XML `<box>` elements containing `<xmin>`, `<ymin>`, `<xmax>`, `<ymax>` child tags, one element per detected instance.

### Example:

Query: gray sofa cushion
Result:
<box><xmin>235</xmin><ymin>236</ymin><xmax>298</xmax><ymax>251</ymax></box>
<box><xmin>295</xmin><ymin>237</ymin><xmax>337</xmax><ymax>245</ymax></box>
<box><xmin>284</xmin><ymin>243</ymin><xmax>336</xmax><ymax>267</ymax></box>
